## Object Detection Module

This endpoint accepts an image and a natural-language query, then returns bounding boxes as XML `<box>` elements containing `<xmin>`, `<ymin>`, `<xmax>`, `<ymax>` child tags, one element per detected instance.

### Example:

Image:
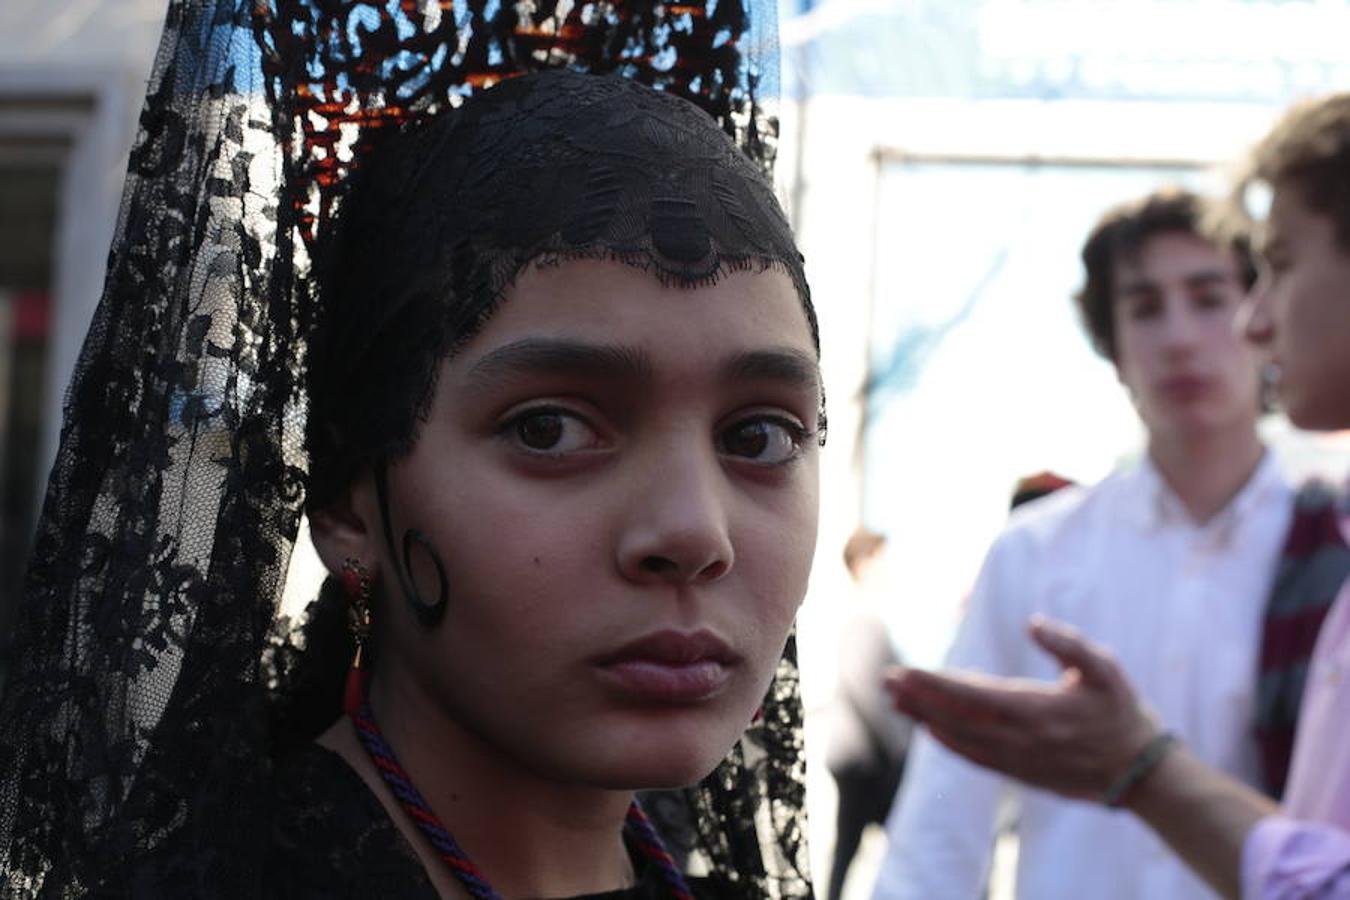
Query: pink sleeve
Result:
<box><xmin>1243</xmin><ymin>816</ymin><xmax>1350</xmax><ymax>899</ymax></box>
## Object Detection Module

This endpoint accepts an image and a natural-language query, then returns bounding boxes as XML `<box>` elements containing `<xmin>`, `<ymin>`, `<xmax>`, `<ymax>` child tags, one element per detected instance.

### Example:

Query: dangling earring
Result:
<box><xmin>341</xmin><ymin>557</ymin><xmax>372</xmax><ymax>715</ymax></box>
<box><xmin>1260</xmin><ymin>361</ymin><xmax>1283</xmax><ymax>413</ymax></box>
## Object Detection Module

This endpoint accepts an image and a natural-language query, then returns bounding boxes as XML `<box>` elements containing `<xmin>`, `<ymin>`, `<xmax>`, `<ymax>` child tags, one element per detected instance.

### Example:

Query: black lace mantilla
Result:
<box><xmin>252</xmin><ymin>0</ymin><xmax>781</xmax><ymax>245</ymax></box>
<box><xmin>0</xmin><ymin>1</ymin><xmax>811</xmax><ymax>898</ymax></box>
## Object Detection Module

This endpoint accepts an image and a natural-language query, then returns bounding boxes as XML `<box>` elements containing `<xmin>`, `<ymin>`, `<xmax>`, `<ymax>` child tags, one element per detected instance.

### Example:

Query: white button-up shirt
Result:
<box><xmin>872</xmin><ymin>454</ymin><xmax>1293</xmax><ymax>900</ymax></box>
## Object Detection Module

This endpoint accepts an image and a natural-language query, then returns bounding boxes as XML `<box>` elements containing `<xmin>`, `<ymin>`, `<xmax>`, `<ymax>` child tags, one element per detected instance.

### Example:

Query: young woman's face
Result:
<box><xmin>369</xmin><ymin>259</ymin><xmax>820</xmax><ymax>789</ymax></box>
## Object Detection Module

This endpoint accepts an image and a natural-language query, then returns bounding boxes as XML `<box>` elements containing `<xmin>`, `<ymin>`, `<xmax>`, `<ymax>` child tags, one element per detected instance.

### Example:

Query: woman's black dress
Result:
<box><xmin>267</xmin><ymin>744</ymin><xmax>732</xmax><ymax>899</ymax></box>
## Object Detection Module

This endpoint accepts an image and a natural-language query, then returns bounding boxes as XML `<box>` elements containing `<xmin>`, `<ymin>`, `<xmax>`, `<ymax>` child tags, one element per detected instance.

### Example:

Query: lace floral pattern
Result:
<box><xmin>253</xmin><ymin>0</ymin><xmax>780</xmax><ymax>244</ymax></box>
<box><xmin>0</xmin><ymin>2</ymin><xmax>300</xmax><ymax>895</ymax></box>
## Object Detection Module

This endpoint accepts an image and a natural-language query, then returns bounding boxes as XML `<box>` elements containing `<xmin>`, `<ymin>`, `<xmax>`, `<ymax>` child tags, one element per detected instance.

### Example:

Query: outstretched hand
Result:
<box><xmin>885</xmin><ymin>616</ymin><xmax>1159</xmax><ymax>801</ymax></box>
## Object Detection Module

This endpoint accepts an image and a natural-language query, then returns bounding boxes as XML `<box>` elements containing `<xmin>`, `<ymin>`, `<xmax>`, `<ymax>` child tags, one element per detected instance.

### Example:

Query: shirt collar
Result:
<box><xmin>1124</xmin><ymin>449</ymin><xmax>1287</xmax><ymax>536</ymax></box>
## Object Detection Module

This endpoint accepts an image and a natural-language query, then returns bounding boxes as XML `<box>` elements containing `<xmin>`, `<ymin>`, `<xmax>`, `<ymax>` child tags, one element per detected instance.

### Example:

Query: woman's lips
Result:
<box><xmin>595</xmin><ymin>659</ymin><xmax>732</xmax><ymax>702</ymax></box>
<box><xmin>593</xmin><ymin>630</ymin><xmax>739</xmax><ymax>703</ymax></box>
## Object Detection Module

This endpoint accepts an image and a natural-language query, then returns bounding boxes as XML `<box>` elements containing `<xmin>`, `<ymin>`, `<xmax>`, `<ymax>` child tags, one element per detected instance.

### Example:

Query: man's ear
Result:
<box><xmin>309</xmin><ymin>470</ymin><xmax>380</xmax><ymax>577</ymax></box>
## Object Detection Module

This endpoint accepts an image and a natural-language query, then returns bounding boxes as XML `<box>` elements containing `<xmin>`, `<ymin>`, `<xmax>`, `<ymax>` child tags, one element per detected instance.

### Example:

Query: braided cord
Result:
<box><xmin>350</xmin><ymin>702</ymin><xmax>695</xmax><ymax>899</ymax></box>
<box><xmin>624</xmin><ymin>802</ymin><xmax>697</xmax><ymax>900</ymax></box>
<box><xmin>350</xmin><ymin>702</ymin><xmax>501</xmax><ymax>899</ymax></box>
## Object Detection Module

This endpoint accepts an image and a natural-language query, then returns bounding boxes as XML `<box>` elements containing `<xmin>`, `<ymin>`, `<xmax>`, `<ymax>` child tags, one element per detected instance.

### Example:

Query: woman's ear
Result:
<box><xmin>309</xmin><ymin>469</ymin><xmax>381</xmax><ymax>577</ymax></box>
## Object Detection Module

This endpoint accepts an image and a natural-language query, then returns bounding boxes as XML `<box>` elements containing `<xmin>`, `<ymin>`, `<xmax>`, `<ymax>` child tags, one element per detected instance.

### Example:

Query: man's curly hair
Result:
<box><xmin>1074</xmin><ymin>187</ymin><xmax>1256</xmax><ymax>361</ymax></box>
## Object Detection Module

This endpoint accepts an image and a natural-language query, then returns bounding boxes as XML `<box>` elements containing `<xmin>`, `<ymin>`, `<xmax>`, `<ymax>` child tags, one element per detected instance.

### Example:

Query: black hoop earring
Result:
<box><xmin>401</xmin><ymin>528</ymin><xmax>449</xmax><ymax>627</ymax></box>
<box><xmin>372</xmin><ymin>461</ymin><xmax>450</xmax><ymax>628</ymax></box>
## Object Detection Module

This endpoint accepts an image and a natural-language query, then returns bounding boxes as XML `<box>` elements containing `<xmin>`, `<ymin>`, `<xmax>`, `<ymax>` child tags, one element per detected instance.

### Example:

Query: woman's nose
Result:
<box><xmin>615</xmin><ymin>447</ymin><xmax>734</xmax><ymax>586</ymax></box>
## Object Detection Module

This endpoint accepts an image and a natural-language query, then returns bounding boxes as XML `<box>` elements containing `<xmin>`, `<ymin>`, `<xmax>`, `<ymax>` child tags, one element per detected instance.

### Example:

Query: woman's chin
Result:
<box><xmin>621</xmin><ymin>748</ymin><xmax>731</xmax><ymax>790</ymax></box>
<box><xmin>596</xmin><ymin>756</ymin><xmax>727</xmax><ymax>791</ymax></box>
<box><xmin>558</xmin><ymin>714</ymin><xmax>748</xmax><ymax>790</ymax></box>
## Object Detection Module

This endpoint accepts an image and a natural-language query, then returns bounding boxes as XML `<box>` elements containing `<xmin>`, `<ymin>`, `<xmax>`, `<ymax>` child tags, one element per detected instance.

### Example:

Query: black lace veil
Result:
<box><xmin>0</xmin><ymin>1</ymin><xmax>813</xmax><ymax>897</ymax></box>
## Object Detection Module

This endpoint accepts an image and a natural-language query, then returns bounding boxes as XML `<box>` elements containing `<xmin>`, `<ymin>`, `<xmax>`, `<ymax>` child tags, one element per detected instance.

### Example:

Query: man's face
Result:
<box><xmin>1243</xmin><ymin>185</ymin><xmax>1350</xmax><ymax>431</ymax></box>
<box><xmin>1111</xmin><ymin>230</ymin><xmax>1261</xmax><ymax>444</ymax></box>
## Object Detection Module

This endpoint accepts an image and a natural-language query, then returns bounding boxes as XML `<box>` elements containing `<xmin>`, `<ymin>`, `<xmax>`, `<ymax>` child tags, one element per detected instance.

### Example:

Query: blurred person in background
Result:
<box><xmin>873</xmin><ymin>187</ymin><xmax>1306</xmax><ymax>900</ymax></box>
<box><xmin>1007</xmin><ymin>472</ymin><xmax>1076</xmax><ymax>511</ymax></box>
<box><xmin>886</xmin><ymin>92</ymin><xmax>1350</xmax><ymax>900</ymax></box>
<box><xmin>826</xmin><ymin>529</ymin><xmax>914</xmax><ymax>900</ymax></box>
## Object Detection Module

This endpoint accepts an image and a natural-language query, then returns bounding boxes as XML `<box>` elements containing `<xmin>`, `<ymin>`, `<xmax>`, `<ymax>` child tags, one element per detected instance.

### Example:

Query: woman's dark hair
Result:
<box><xmin>1074</xmin><ymin>187</ymin><xmax>1256</xmax><ymax>361</ymax></box>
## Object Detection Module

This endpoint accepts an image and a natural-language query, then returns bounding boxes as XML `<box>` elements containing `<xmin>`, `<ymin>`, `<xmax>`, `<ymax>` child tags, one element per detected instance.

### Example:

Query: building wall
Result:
<box><xmin>0</xmin><ymin>0</ymin><xmax>165</xmax><ymax>490</ymax></box>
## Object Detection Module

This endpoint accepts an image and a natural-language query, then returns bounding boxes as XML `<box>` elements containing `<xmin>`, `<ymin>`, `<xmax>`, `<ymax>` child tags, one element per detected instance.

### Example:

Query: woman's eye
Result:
<box><xmin>506</xmin><ymin>409</ymin><xmax>600</xmax><ymax>454</ymax></box>
<box><xmin>719</xmin><ymin>417</ymin><xmax>806</xmax><ymax>465</ymax></box>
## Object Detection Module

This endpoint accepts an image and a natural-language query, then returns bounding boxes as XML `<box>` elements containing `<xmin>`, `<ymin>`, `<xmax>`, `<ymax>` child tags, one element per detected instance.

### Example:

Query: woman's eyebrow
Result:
<box><xmin>466</xmin><ymin>339</ymin><xmax>820</xmax><ymax>394</ymax></box>
<box><xmin>722</xmin><ymin>348</ymin><xmax>821</xmax><ymax>394</ymax></box>
<box><xmin>466</xmin><ymin>338</ymin><xmax>653</xmax><ymax>386</ymax></box>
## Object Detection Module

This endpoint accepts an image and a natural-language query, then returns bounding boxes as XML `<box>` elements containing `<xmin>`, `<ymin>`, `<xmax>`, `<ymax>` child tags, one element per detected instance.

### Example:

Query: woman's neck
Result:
<box><xmin>318</xmin><ymin>671</ymin><xmax>636</xmax><ymax>899</ymax></box>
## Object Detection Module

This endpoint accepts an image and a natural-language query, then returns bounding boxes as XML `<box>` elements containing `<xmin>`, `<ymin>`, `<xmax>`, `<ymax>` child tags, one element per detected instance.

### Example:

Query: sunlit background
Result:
<box><xmin>776</xmin><ymin>2</ymin><xmax>1350</xmax><ymax>896</ymax></box>
<box><xmin>2</xmin><ymin>1</ymin><xmax>1349</xmax><ymax>898</ymax></box>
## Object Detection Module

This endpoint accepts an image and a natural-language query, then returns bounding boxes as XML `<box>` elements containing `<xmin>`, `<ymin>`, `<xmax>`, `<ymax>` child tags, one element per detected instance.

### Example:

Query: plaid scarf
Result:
<box><xmin>1256</xmin><ymin>479</ymin><xmax>1350</xmax><ymax>798</ymax></box>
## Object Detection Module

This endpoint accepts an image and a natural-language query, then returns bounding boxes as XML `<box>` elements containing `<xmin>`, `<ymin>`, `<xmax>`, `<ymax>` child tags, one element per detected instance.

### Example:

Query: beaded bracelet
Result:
<box><xmin>1102</xmin><ymin>731</ymin><xmax>1178</xmax><ymax>808</ymax></box>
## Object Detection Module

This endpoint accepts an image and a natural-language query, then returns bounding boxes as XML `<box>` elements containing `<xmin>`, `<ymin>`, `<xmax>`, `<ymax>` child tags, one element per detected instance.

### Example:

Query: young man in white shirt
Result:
<box><xmin>871</xmin><ymin>188</ymin><xmax>1291</xmax><ymax>900</ymax></box>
